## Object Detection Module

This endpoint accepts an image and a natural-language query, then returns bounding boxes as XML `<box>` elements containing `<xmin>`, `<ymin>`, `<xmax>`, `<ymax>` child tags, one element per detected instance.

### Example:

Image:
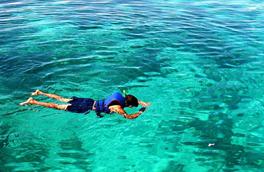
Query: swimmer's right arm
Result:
<box><xmin>123</xmin><ymin>111</ymin><xmax>143</xmax><ymax>119</ymax></box>
<box><xmin>109</xmin><ymin>105</ymin><xmax>143</xmax><ymax>119</ymax></box>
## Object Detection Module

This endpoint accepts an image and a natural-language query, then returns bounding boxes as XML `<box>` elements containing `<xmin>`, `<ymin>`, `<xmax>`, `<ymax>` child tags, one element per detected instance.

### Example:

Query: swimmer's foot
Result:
<box><xmin>31</xmin><ymin>89</ymin><xmax>42</xmax><ymax>96</ymax></box>
<box><xmin>19</xmin><ymin>97</ymin><xmax>34</xmax><ymax>106</ymax></box>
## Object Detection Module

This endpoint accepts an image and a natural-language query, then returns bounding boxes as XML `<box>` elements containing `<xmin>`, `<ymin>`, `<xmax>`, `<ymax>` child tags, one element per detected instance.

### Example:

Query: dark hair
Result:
<box><xmin>125</xmin><ymin>95</ymin><xmax>139</xmax><ymax>107</ymax></box>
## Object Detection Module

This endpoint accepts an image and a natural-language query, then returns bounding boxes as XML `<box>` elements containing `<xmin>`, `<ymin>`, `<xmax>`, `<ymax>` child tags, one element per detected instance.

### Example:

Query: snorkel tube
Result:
<box><xmin>122</xmin><ymin>89</ymin><xmax>128</xmax><ymax>96</ymax></box>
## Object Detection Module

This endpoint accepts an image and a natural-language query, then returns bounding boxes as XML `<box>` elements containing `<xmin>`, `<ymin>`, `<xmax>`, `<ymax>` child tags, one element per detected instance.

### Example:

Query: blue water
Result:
<box><xmin>1</xmin><ymin>0</ymin><xmax>264</xmax><ymax>171</ymax></box>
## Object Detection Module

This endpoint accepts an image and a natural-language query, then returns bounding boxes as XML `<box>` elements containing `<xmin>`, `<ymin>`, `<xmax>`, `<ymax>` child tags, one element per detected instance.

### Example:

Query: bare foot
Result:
<box><xmin>19</xmin><ymin>97</ymin><xmax>34</xmax><ymax>106</ymax></box>
<box><xmin>31</xmin><ymin>89</ymin><xmax>41</xmax><ymax>96</ymax></box>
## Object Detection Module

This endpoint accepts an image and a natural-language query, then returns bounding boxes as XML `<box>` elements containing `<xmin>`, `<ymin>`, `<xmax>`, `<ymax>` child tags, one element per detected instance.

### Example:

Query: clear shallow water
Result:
<box><xmin>1</xmin><ymin>0</ymin><xmax>264</xmax><ymax>171</ymax></box>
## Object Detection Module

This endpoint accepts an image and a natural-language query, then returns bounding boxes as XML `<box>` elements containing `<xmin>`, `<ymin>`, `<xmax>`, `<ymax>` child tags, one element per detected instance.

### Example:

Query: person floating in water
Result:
<box><xmin>20</xmin><ymin>90</ymin><xmax>150</xmax><ymax>119</ymax></box>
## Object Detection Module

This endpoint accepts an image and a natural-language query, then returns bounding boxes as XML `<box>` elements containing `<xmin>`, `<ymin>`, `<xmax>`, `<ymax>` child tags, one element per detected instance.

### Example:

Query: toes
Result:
<box><xmin>19</xmin><ymin>97</ymin><xmax>33</xmax><ymax>106</ymax></box>
<box><xmin>19</xmin><ymin>101</ymin><xmax>28</xmax><ymax>106</ymax></box>
<box><xmin>19</xmin><ymin>102</ymin><xmax>26</xmax><ymax>106</ymax></box>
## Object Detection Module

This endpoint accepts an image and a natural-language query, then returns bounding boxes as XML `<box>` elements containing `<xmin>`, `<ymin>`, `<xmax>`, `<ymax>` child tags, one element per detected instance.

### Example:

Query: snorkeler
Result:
<box><xmin>20</xmin><ymin>90</ymin><xmax>150</xmax><ymax>119</ymax></box>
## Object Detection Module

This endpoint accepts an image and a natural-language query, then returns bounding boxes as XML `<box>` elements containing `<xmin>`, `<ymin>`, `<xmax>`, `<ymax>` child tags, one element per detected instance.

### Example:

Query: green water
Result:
<box><xmin>1</xmin><ymin>0</ymin><xmax>264</xmax><ymax>171</ymax></box>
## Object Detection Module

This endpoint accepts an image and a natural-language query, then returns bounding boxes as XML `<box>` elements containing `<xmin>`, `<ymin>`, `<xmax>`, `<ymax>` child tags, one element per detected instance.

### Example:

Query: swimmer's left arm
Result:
<box><xmin>109</xmin><ymin>105</ymin><xmax>143</xmax><ymax>119</ymax></box>
<box><xmin>138</xmin><ymin>100</ymin><xmax>151</xmax><ymax>107</ymax></box>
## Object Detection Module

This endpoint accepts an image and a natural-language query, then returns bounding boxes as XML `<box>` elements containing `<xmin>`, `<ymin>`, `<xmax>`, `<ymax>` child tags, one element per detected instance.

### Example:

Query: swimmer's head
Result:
<box><xmin>125</xmin><ymin>95</ymin><xmax>139</xmax><ymax>107</ymax></box>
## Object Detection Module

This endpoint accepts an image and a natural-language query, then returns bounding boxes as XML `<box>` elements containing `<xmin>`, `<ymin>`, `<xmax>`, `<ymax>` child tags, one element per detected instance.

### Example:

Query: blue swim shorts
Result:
<box><xmin>66</xmin><ymin>96</ymin><xmax>95</xmax><ymax>113</ymax></box>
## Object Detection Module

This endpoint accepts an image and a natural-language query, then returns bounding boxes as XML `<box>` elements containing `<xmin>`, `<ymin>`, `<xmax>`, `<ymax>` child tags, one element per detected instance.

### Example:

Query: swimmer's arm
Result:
<box><xmin>109</xmin><ymin>105</ymin><xmax>143</xmax><ymax>119</ymax></box>
<box><xmin>138</xmin><ymin>100</ymin><xmax>151</xmax><ymax>107</ymax></box>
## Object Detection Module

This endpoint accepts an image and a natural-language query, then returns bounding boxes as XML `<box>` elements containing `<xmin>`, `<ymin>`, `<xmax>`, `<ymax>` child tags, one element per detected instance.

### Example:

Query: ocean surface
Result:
<box><xmin>1</xmin><ymin>0</ymin><xmax>264</xmax><ymax>171</ymax></box>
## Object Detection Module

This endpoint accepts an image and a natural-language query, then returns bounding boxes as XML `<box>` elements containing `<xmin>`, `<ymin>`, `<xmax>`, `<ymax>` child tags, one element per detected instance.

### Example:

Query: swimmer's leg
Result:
<box><xmin>32</xmin><ymin>90</ymin><xmax>72</xmax><ymax>102</ymax></box>
<box><xmin>20</xmin><ymin>97</ymin><xmax>68</xmax><ymax>110</ymax></box>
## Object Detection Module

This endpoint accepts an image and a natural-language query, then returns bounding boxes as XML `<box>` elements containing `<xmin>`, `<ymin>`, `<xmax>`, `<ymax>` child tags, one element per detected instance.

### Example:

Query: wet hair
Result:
<box><xmin>125</xmin><ymin>95</ymin><xmax>139</xmax><ymax>107</ymax></box>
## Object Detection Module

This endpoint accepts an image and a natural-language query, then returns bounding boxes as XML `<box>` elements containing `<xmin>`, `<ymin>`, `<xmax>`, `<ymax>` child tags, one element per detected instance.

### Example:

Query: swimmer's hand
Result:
<box><xmin>139</xmin><ymin>101</ymin><xmax>151</xmax><ymax>107</ymax></box>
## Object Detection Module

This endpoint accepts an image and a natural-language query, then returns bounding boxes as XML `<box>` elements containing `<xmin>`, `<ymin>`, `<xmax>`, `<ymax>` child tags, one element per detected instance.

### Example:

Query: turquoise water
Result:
<box><xmin>1</xmin><ymin>0</ymin><xmax>264</xmax><ymax>171</ymax></box>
